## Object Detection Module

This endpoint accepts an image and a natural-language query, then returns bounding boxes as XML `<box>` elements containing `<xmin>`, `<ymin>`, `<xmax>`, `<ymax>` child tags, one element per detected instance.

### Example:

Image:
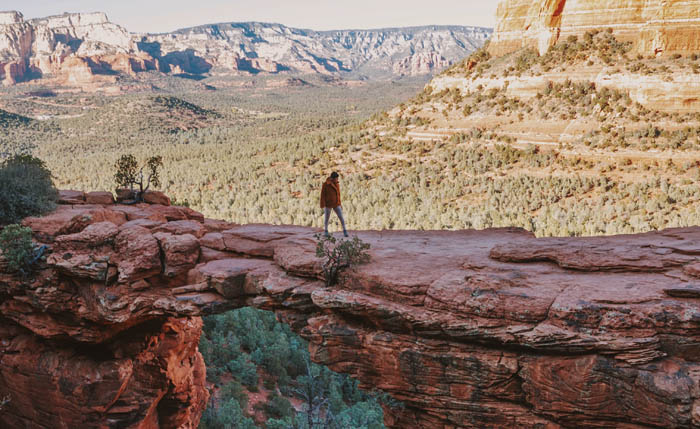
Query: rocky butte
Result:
<box><xmin>0</xmin><ymin>191</ymin><xmax>699</xmax><ymax>428</ymax></box>
<box><xmin>427</xmin><ymin>0</ymin><xmax>700</xmax><ymax>123</ymax></box>
<box><xmin>489</xmin><ymin>0</ymin><xmax>700</xmax><ymax>57</ymax></box>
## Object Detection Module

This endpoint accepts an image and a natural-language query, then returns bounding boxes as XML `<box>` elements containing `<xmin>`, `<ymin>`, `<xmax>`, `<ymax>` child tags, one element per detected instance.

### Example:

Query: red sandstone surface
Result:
<box><xmin>0</xmin><ymin>190</ymin><xmax>699</xmax><ymax>428</ymax></box>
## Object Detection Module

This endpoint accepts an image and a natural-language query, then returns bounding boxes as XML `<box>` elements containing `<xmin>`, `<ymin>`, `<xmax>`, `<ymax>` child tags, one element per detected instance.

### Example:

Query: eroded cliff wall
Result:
<box><xmin>0</xmin><ymin>191</ymin><xmax>699</xmax><ymax>428</ymax></box>
<box><xmin>490</xmin><ymin>0</ymin><xmax>700</xmax><ymax>56</ymax></box>
<box><xmin>0</xmin><ymin>11</ymin><xmax>491</xmax><ymax>86</ymax></box>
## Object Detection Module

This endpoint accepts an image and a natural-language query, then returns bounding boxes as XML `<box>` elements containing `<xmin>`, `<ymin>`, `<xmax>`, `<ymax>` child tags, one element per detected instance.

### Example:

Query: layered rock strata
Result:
<box><xmin>490</xmin><ymin>0</ymin><xmax>700</xmax><ymax>57</ymax></box>
<box><xmin>0</xmin><ymin>11</ymin><xmax>491</xmax><ymax>86</ymax></box>
<box><xmin>0</xmin><ymin>190</ymin><xmax>699</xmax><ymax>428</ymax></box>
<box><xmin>0</xmin><ymin>11</ymin><xmax>156</xmax><ymax>86</ymax></box>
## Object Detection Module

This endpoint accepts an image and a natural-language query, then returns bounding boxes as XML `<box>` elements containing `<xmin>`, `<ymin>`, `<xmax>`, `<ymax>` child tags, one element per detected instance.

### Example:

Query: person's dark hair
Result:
<box><xmin>330</xmin><ymin>172</ymin><xmax>339</xmax><ymax>179</ymax></box>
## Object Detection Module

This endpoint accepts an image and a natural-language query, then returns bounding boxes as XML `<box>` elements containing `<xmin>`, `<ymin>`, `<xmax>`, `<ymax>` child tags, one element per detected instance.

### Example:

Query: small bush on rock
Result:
<box><xmin>0</xmin><ymin>224</ymin><xmax>45</xmax><ymax>274</ymax></box>
<box><xmin>114</xmin><ymin>154</ymin><xmax>163</xmax><ymax>202</ymax></box>
<box><xmin>0</xmin><ymin>155</ymin><xmax>57</xmax><ymax>225</ymax></box>
<box><xmin>315</xmin><ymin>234</ymin><xmax>371</xmax><ymax>286</ymax></box>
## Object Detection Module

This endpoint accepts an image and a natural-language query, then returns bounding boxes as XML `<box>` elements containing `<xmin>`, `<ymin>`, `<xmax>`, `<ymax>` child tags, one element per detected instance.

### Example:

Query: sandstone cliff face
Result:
<box><xmin>140</xmin><ymin>23</ymin><xmax>491</xmax><ymax>78</ymax></box>
<box><xmin>0</xmin><ymin>11</ymin><xmax>153</xmax><ymax>86</ymax></box>
<box><xmin>490</xmin><ymin>0</ymin><xmax>700</xmax><ymax>56</ymax></box>
<box><xmin>1</xmin><ymin>191</ymin><xmax>699</xmax><ymax>428</ymax></box>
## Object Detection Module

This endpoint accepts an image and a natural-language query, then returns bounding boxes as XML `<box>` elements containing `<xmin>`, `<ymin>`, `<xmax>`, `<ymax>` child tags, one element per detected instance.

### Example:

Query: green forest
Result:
<box><xmin>199</xmin><ymin>308</ymin><xmax>387</xmax><ymax>428</ymax></box>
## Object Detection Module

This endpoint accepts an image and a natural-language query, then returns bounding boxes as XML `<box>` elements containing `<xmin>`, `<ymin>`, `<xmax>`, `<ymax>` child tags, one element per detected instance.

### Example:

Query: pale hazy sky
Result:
<box><xmin>7</xmin><ymin>1</ymin><xmax>498</xmax><ymax>33</ymax></box>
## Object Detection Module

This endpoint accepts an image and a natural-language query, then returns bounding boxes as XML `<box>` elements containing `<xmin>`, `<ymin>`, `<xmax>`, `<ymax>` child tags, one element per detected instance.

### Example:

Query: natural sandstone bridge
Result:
<box><xmin>1</xmin><ymin>191</ymin><xmax>699</xmax><ymax>428</ymax></box>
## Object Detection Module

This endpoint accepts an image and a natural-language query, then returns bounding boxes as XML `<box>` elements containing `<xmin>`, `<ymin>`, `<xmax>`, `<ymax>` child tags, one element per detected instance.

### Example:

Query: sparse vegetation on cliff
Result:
<box><xmin>0</xmin><ymin>155</ymin><xmax>57</xmax><ymax>225</ymax></box>
<box><xmin>0</xmin><ymin>224</ymin><xmax>45</xmax><ymax>274</ymax></box>
<box><xmin>315</xmin><ymin>234</ymin><xmax>371</xmax><ymax>286</ymax></box>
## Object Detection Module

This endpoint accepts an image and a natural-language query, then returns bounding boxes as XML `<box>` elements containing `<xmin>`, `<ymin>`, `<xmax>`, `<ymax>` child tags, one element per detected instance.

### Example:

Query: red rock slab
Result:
<box><xmin>302</xmin><ymin>315</ymin><xmax>559</xmax><ymax>429</ymax></box>
<box><xmin>537</xmin><ymin>275</ymin><xmax>700</xmax><ymax>362</ymax></box>
<box><xmin>143</xmin><ymin>190</ymin><xmax>170</xmax><ymax>206</ymax></box>
<box><xmin>220</xmin><ymin>224</ymin><xmax>318</xmax><ymax>258</ymax></box>
<box><xmin>153</xmin><ymin>219</ymin><xmax>206</xmax><ymax>238</ymax></box>
<box><xmin>313</xmin><ymin>229</ymin><xmax>532</xmax><ymax>305</ymax></box>
<box><xmin>115</xmin><ymin>225</ymin><xmax>161</xmax><ymax>283</ymax></box>
<box><xmin>23</xmin><ymin>206</ymin><xmax>126</xmax><ymax>240</ymax></box>
<box><xmin>48</xmin><ymin>251</ymin><xmax>113</xmax><ymax>281</ymax></box>
<box><xmin>85</xmin><ymin>191</ymin><xmax>114</xmax><ymax>205</ymax></box>
<box><xmin>56</xmin><ymin>209</ymin><xmax>127</xmax><ymax>236</ymax></box>
<box><xmin>54</xmin><ymin>221</ymin><xmax>119</xmax><ymax>246</ymax></box>
<box><xmin>273</xmin><ymin>235</ymin><xmax>323</xmax><ymax>278</ymax></box>
<box><xmin>664</xmin><ymin>284</ymin><xmax>700</xmax><ymax>298</ymax></box>
<box><xmin>520</xmin><ymin>355</ymin><xmax>700</xmax><ymax>428</ymax></box>
<box><xmin>133</xmin><ymin>204</ymin><xmax>205</xmax><ymax>223</ymax></box>
<box><xmin>203</xmin><ymin>218</ymin><xmax>237</xmax><ymax>233</ymax></box>
<box><xmin>58</xmin><ymin>189</ymin><xmax>85</xmax><ymax>204</ymax></box>
<box><xmin>154</xmin><ymin>232</ymin><xmax>200</xmax><ymax>278</ymax></box>
<box><xmin>168</xmin><ymin>292</ymin><xmax>241</xmax><ymax>316</ymax></box>
<box><xmin>424</xmin><ymin>266</ymin><xmax>565</xmax><ymax>323</ymax></box>
<box><xmin>199</xmin><ymin>246</ymin><xmax>235</xmax><ymax>263</ymax></box>
<box><xmin>490</xmin><ymin>228</ymin><xmax>700</xmax><ymax>272</ymax></box>
<box><xmin>200</xmin><ymin>232</ymin><xmax>225</xmax><ymax>251</ymax></box>
<box><xmin>121</xmin><ymin>218</ymin><xmax>166</xmax><ymax>229</ymax></box>
<box><xmin>188</xmin><ymin>258</ymin><xmax>275</xmax><ymax>299</ymax></box>
<box><xmin>144</xmin><ymin>205</ymin><xmax>190</xmax><ymax>221</ymax></box>
<box><xmin>111</xmin><ymin>204</ymin><xmax>157</xmax><ymax>221</ymax></box>
<box><xmin>310</xmin><ymin>288</ymin><xmax>668</xmax><ymax>364</ymax></box>
<box><xmin>685</xmin><ymin>263</ymin><xmax>700</xmax><ymax>278</ymax></box>
<box><xmin>178</xmin><ymin>206</ymin><xmax>205</xmax><ymax>223</ymax></box>
<box><xmin>0</xmin><ymin>317</ymin><xmax>207</xmax><ymax>429</ymax></box>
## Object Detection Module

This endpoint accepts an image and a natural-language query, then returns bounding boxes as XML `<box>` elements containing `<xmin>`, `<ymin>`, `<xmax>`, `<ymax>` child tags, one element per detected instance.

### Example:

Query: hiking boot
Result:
<box><xmin>343</xmin><ymin>231</ymin><xmax>349</xmax><ymax>238</ymax></box>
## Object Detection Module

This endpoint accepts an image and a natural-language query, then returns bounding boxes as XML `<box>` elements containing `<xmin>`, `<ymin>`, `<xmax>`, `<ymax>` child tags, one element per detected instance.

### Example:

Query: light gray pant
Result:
<box><xmin>324</xmin><ymin>206</ymin><xmax>347</xmax><ymax>233</ymax></box>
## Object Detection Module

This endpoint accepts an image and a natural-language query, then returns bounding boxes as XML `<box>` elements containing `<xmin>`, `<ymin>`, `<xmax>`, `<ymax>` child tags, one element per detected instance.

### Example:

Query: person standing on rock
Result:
<box><xmin>320</xmin><ymin>172</ymin><xmax>348</xmax><ymax>237</ymax></box>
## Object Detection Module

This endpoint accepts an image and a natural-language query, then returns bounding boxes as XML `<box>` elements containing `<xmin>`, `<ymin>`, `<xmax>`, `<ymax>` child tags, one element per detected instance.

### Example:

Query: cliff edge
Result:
<box><xmin>0</xmin><ymin>191</ymin><xmax>699</xmax><ymax>428</ymax></box>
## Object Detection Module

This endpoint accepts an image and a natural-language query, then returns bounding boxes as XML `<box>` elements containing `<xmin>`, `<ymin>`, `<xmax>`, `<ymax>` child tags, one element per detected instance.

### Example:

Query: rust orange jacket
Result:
<box><xmin>320</xmin><ymin>179</ymin><xmax>341</xmax><ymax>208</ymax></box>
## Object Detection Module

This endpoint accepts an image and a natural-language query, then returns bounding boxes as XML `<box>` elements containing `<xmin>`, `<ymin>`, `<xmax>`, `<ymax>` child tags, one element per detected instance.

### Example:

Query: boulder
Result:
<box><xmin>143</xmin><ymin>190</ymin><xmax>171</xmax><ymax>206</ymax></box>
<box><xmin>154</xmin><ymin>232</ymin><xmax>200</xmax><ymax>278</ymax></box>
<box><xmin>115</xmin><ymin>225</ymin><xmax>161</xmax><ymax>283</ymax></box>
<box><xmin>85</xmin><ymin>191</ymin><xmax>114</xmax><ymax>205</ymax></box>
<box><xmin>58</xmin><ymin>190</ymin><xmax>85</xmax><ymax>204</ymax></box>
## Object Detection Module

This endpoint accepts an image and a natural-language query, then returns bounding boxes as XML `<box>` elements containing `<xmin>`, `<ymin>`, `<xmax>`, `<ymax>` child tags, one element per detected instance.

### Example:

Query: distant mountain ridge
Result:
<box><xmin>0</xmin><ymin>11</ymin><xmax>492</xmax><ymax>86</ymax></box>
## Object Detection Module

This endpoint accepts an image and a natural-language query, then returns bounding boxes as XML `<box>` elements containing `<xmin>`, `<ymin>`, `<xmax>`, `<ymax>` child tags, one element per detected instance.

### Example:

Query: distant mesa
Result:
<box><xmin>0</xmin><ymin>10</ymin><xmax>492</xmax><ymax>87</ymax></box>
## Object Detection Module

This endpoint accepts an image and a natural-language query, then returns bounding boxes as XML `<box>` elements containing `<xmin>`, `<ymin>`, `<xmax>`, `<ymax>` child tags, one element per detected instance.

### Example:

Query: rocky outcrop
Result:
<box><xmin>490</xmin><ymin>0</ymin><xmax>700</xmax><ymax>56</ymax></box>
<box><xmin>0</xmin><ymin>11</ymin><xmax>491</xmax><ymax>85</ymax></box>
<box><xmin>0</xmin><ymin>11</ymin><xmax>158</xmax><ymax>86</ymax></box>
<box><xmin>393</xmin><ymin>52</ymin><xmax>451</xmax><ymax>77</ymax></box>
<box><xmin>1</xmin><ymin>192</ymin><xmax>699</xmax><ymax>428</ymax></box>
